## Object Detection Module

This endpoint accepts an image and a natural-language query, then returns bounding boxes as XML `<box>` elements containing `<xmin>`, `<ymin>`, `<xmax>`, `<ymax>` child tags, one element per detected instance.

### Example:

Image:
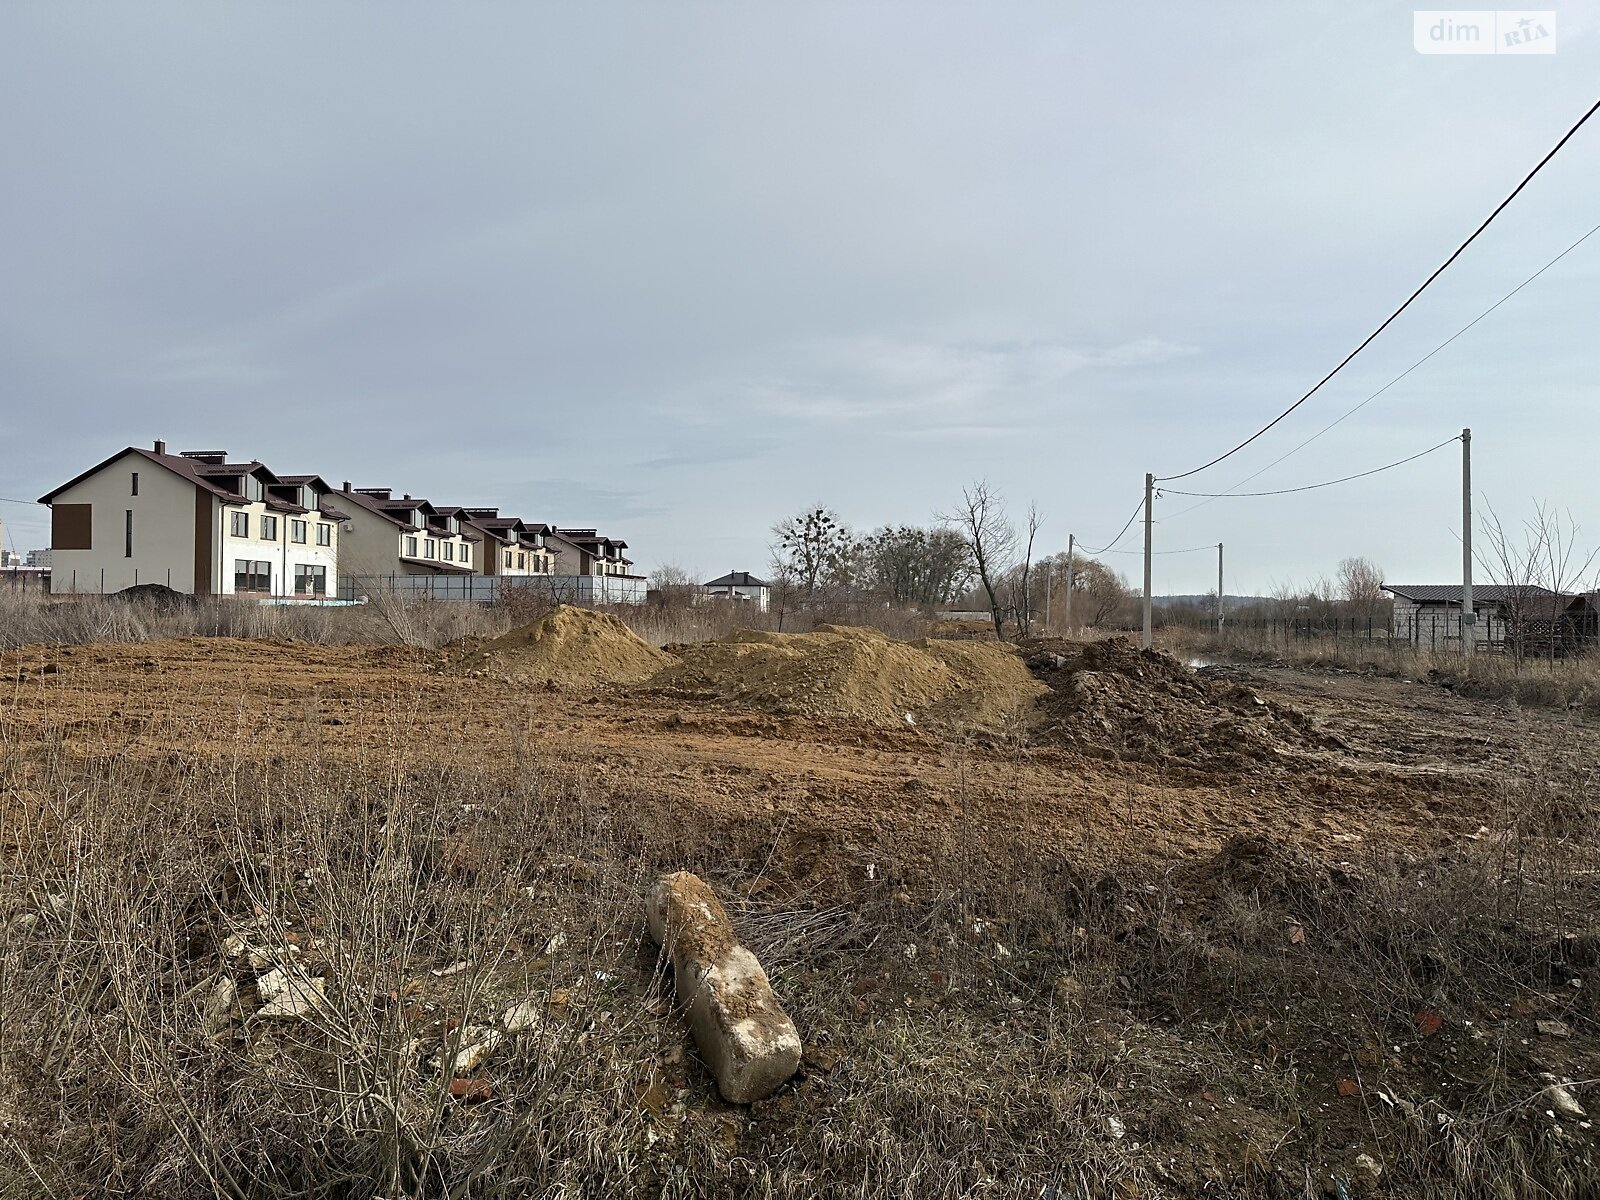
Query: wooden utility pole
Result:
<box><xmin>1043</xmin><ymin>561</ymin><xmax>1052</xmax><ymax>633</ymax></box>
<box><xmin>1217</xmin><ymin>542</ymin><xmax>1224</xmax><ymax>634</ymax></box>
<box><xmin>1461</xmin><ymin>427</ymin><xmax>1473</xmax><ymax>658</ymax></box>
<box><xmin>1141</xmin><ymin>472</ymin><xmax>1153</xmax><ymax>649</ymax></box>
<box><xmin>1063</xmin><ymin>532</ymin><xmax>1075</xmax><ymax>633</ymax></box>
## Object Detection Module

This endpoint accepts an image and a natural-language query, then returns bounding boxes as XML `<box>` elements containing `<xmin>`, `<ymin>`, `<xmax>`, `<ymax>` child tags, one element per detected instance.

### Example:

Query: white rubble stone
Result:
<box><xmin>204</xmin><ymin>976</ymin><xmax>238</xmax><ymax>1032</ymax></box>
<box><xmin>449</xmin><ymin>1026</ymin><xmax>503</xmax><ymax>1075</ymax></box>
<box><xmin>1544</xmin><ymin>1084</ymin><xmax>1587</xmax><ymax>1120</ymax></box>
<box><xmin>256</xmin><ymin>965</ymin><xmax>326</xmax><ymax>1019</ymax></box>
<box><xmin>501</xmin><ymin>1001</ymin><xmax>543</xmax><ymax>1033</ymax></box>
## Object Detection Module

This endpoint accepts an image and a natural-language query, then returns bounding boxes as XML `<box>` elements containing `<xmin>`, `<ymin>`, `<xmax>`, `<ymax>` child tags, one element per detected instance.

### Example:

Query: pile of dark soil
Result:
<box><xmin>1024</xmin><ymin>636</ymin><xmax>1342</xmax><ymax>773</ymax></box>
<box><xmin>111</xmin><ymin>583</ymin><xmax>195</xmax><ymax>610</ymax></box>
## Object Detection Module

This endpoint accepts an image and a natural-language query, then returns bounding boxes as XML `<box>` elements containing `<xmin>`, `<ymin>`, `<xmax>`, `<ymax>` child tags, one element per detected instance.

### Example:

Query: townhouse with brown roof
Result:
<box><xmin>332</xmin><ymin>485</ymin><xmax>479</xmax><ymax>578</ymax></box>
<box><xmin>37</xmin><ymin>441</ymin><xmax>343</xmax><ymax>597</ymax></box>
<box><xmin>38</xmin><ymin>440</ymin><xmax>649</xmax><ymax>603</ymax></box>
<box><xmin>456</xmin><ymin>509</ymin><xmax>561</xmax><ymax>577</ymax></box>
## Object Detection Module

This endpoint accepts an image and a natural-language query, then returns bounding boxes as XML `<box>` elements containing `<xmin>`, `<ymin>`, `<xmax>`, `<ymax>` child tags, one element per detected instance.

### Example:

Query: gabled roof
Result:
<box><xmin>335</xmin><ymin>487</ymin><xmax>418</xmax><ymax>529</ymax></box>
<box><xmin>1383</xmin><ymin>584</ymin><xmax>1559</xmax><ymax>604</ymax></box>
<box><xmin>706</xmin><ymin>571</ymin><xmax>769</xmax><ymax>588</ymax></box>
<box><xmin>195</xmin><ymin>461</ymin><xmax>277</xmax><ymax>480</ymax></box>
<box><xmin>276</xmin><ymin>474</ymin><xmax>334</xmax><ymax>492</ymax></box>
<box><xmin>39</xmin><ymin>446</ymin><xmax>249</xmax><ymax>506</ymax></box>
<box><xmin>556</xmin><ymin>528</ymin><xmax>627</xmax><ymax>552</ymax></box>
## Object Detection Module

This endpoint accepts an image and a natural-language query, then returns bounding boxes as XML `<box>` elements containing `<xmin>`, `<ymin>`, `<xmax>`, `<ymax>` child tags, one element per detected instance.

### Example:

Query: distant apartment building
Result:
<box><xmin>37</xmin><ymin>442</ymin><xmax>343</xmax><ymax>597</ymax></box>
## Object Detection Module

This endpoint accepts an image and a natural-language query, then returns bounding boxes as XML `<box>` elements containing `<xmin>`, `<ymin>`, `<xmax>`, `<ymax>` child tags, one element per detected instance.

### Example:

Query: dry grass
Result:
<box><xmin>0</xmin><ymin>588</ymin><xmax>931</xmax><ymax>656</ymax></box>
<box><xmin>2</xmin><ymin>654</ymin><xmax>1597</xmax><ymax>1197</ymax></box>
<box><xmin>1162</xmin><ymin>623</ymin><xmax>1600</xmax><ymax>716</ymax></box>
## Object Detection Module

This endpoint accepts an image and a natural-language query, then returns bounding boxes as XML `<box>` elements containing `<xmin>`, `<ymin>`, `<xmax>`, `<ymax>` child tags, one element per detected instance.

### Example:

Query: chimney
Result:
<box><xmin>153</xmin><ymin>439</ymin><xmax>167</xmax><ymax>455</ymax></box>
<box><xmin>403</xmin><ymin>493</ymin><xmax>411</xmax><ymax>501</ymax></box>
<box><xmin>342</xmin><ymin>481</ymin><xmax>351</xmax><ymax>492</ymax></box>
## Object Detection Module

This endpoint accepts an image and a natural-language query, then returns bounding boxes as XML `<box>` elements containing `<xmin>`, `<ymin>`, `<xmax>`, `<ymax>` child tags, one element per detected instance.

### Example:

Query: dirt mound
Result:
<box><xmin>644</xmin><ymin>624</ymin><xmax>1045</xmax><ymax>732</ymax></box>
<box><xmin>1173</xmin><ymin>834</ymin><xmax>1348</xmax><ymax>913</ymax></box>
<box><xmin>1026</xmin><ymin>636</ymin><xmax>1338</xmax><ymax>773</ymax></box>
<box><xmin>111</xmin><ymin>583</ymin><xmax>195</xmax><ymax>610</ymax></box>
<box><xmin>466</xmin><ymin>605</ymin><xmax>671</xmax><ymax>686</ymax></box>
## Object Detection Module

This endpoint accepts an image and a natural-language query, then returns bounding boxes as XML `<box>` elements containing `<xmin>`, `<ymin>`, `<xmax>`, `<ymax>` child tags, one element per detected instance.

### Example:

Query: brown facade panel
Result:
<box><xmin>52</xmin><ymin>503</ymin><xmax>92</xmax><ymax>550</ymax></box>
<box><xmin>194</xmin><ymin>492</ymin><xmax>213</xmax><ymax>596</ymax></box>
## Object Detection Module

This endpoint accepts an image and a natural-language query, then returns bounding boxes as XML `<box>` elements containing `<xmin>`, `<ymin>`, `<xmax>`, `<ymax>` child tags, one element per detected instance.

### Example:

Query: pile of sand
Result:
<box><xmin>644</xmin><ymin>624</ymin><xmax>1046</xmax><ymax>732</ymax></box>
<box><xmin>1026</xmin><ymin>637</ymin><xmax>1339</xmax><ymax>773</ymax></box>
<box><xmin>467</xmin><ymin>605</ymin><xmax>671</xmax><ymax>686</ymax></box>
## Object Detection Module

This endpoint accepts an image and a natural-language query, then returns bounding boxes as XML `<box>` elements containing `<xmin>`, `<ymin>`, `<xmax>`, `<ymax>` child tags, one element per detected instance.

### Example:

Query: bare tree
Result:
<box><xmin>1007</xmin><ymin>504</ymin><xmax>1042</xmax><ymax>637</ymax></box>
<box><xmin>858</xmin><ymin>525</ymin><xmax>973</xmax><ymax>607</ymax></box>
<box><xmin>1477</xmin><ymin>500</ymin><xmax>1599</xmax><ymax>665</ymax></box>
<box><xmin>1336</xmin><ymin>556</ymin><xmax>1385</xmax><ymax>623</ymax></box>
<box><xmin>941</xmin><ymin>481</ymin><xmax>1016</xmax><ymax>639</ymax></box>
<box><xmin>1072</xmin><ymin>557</ymin><xmax>1133</xmax><ymax>628</ymax></box>
<box><xmin>648</xmin><ymin>562</ymin><xmax>701</xmax><ymax>608</ymax></box>
<box><xmin>769</xmin><ymin>506</ymin><xmax>854</xmax><ymax>599</ymax></box>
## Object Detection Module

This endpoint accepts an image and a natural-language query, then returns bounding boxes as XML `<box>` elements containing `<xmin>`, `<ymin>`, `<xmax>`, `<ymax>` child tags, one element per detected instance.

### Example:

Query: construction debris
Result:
<box><xmin>646</xmin><ymin>870</ymin><xmax>802</xmax><ymax>1104</ymax></box>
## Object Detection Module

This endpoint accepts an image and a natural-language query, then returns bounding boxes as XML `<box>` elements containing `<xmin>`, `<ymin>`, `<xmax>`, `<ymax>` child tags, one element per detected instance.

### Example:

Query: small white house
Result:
<box><xmin>704</xmin><ymin>571</ymin><xmax>771</xmax><ymax>612</ymax></box>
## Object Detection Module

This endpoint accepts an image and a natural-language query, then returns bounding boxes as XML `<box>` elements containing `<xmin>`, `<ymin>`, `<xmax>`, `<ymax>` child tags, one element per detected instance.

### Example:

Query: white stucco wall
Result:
<box><xmin>48</xmin><ymin>451</ymin><xmax>198</xmax><ymax>594</ymax></box>
<box><xmin>216</xmin><ymin>501</ymin><xmax>340</xmax><ymax>597</ymax></box>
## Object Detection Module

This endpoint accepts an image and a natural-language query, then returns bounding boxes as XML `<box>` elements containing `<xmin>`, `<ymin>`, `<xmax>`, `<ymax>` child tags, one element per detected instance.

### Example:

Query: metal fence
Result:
<box><xmin>338</xmin><ymin>573</ymin><xmax>650</xmax><ymax>606</ymax></box>
<box><xmin>1160</xmin><ymin>610</ymin><xmax>1599</xmax><ymax>657</ymax></box>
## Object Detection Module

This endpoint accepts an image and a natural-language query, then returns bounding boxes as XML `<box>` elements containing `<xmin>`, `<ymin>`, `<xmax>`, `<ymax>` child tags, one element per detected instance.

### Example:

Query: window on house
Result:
<box><xmin>316</xmin><ymin>522</ymin><xmax>332</xmax><ymax>546</ymax></box>
<box><xmin>124</xmin><ymin>510</ymin><xmax>133</xmax><ymax>558</ymax></box>
<box><xmin>231</xmin><ymin>511</ymin><xmax>249</xmax><ymax>537</ymax></box>
<box><xmin>405</xmin><ymin>536</ymin><xmax>419</xmax><ymax>557</ymax></box>
<box><xmin>261</xmin><ymin>515</ymin><xmax>278</xmax><ymax>541</ymax></box>
<box><xmin>517</xmin><ymin>552</ymin><xmax>526</xmax><ymax>570</ymax></box>
<box><xmin>442</xmin><ymin>542</ymin><xmax>454</xmax><ymax>562</ymax></box>
<box><xmin>423</xmin><ymin>539</ymin><xmax>436</xmax><ymax>559</ymax></box>
<box><xmin>294</xmin><ymin>564</ymin><xmax>328</xmax><ymax>596</ymax></box>
<box><xmin>504</xmin><ymin>549</ymin><xmax>513</xmax><ymax>568</ymax></box>
<box><xmin>290</xmin><ymin>519</ymin><xmax>307</xmax><ymax>544</ymax></box>
<box><xmin>131</xmin><ymin>471</ymin><xmax>139</xmax><ymax>496</ymax></box>
<box><xmin>233</xmin><ymin>559</ymin><xmax>271</xmax><ymax>593</ymax></box>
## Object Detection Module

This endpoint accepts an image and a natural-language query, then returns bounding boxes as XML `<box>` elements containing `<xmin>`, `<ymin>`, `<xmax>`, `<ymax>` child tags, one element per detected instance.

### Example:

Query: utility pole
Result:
<box><xmin>1217</xmin><ymin>542</ymin><xmax>1224</xmax><ymax>634</ymax></box>
<box><xmin>1461</xmin><ymin>427</ymin><xmax>1473</xmax><ymax>659</ymax></box>
<box><xmin>1063</xmin><ymin>532</ymin><xmax>1075</xmax><ymax>633</ymax></box>
<box><xmin>1044</xmin><ymin>561</ymin><xmax>1053</xmax><ymax>633</ymax></box>
<box><xmin>1141</xmin><ymin>472</ymin><xmax>1153</xmax><ymax>649</ymax></box>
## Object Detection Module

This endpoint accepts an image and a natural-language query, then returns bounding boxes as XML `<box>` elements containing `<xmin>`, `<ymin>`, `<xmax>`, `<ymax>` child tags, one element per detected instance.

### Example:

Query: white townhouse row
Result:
<box><xmin>37</xmin><ymin>440</ymin><xmax>644</xmax><ymax>601</ymax></box>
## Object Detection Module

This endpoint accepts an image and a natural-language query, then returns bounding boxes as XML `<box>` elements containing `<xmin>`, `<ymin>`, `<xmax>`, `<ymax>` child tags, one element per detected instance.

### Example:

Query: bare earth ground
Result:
<box><xmin>2</xmin><ymin>637</ymin><xmax>1578</xmax><ymax>880</ymax></box>
<box><xmin>2</xmin><ymin>635</ymin><xmax>1598</xmax><ymax>1197</ymax></box>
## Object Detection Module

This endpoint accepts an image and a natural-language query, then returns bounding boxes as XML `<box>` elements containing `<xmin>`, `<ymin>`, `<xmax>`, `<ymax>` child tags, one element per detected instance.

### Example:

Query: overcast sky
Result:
<box><xmin>3</xmin><ymin>3</ymin><xmax>1597</xmax><ymax>593</ymax></box>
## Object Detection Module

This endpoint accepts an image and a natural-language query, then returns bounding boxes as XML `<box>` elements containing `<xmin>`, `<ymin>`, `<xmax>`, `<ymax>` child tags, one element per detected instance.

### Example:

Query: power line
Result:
<box><xmin>1101</xmin><ymin>543</ymin><xmax>1215</xmax><ymax>556</ymax></box>
<box><xmin>1159</xmin><ymin>434</ymin><xmax>1460</xmax><ymax>498</ymax></box>
<box><xmin>1077</xmin><ymin>498</ymin><xmax>1145</xmax><ymax>555</ymax></box>
<box><xmin>1161</xmin><ymin>217</ymin><xmax>1600</xmax><ymax>522</ymax></box>
<box><xmin>1158</xmin><ymin>95</ymin><xmax>1600</xmax><ymax>484</ymax></box>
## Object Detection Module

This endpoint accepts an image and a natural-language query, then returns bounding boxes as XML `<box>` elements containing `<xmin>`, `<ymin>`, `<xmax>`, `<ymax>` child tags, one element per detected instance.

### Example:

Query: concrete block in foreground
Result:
<box><xmin>646</xmin><ymin>871</ymin><xmax>802</xmax><ymax>1104</ymax></box>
